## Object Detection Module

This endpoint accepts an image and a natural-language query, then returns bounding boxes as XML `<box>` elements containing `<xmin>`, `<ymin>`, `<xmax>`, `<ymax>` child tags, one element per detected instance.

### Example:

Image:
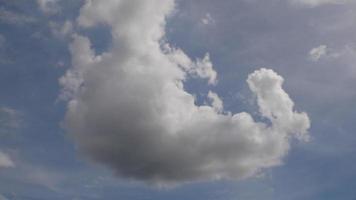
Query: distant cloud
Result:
<box><xmin>309</xmin><ymin>44</ymin><xmax>356</xmax><ymax>63</ymax></box>
<box><xmin>328</xmin><ymin>45</ymin><xmax>356</xmax><ymax>59</ymax></box>
<box><xmin>0</xmin><ymin>8</ymin><xmax>36</xmax><ymax>25</ymax></box>
<box><xmin>0</xmin><ymin>106</ymin><xmax>22</xmax><ymax>131</ymax></box>
<box><xmin>309</xmin><ymin>45</ymin><xmax>328</xmax><ymax>61</ymax></box>
<box><xmin>291</xmin><ymin>0</ymin><xmax>350</xmax><ymax>7</ymax></box>
<box><xmin>61</xmin><ymin>0</ymin><xmax>310</xmax><ymax>186</ymax></box>
<box><xmin>37</xmin><ymin>0</ymin><xmax>60</xmax><ymax>15</ymax></box>
<box><xmin>201</xmin><ymin>13</ymin><xmax>214</xmax><ymax>25</ymax></box>
<box><xmin>0</xmin><ymin>152</ymin><xmax>14</xmax><ymax>168</ymax></box>
<box><xmin>0</xmin><ymin>107</ymin><xmax>20</xmax><ymax>169</ymax></box>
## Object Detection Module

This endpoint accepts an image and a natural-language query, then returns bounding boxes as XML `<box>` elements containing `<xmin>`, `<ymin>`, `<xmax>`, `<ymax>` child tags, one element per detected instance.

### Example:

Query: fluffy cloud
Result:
<box><xmin>291</xmin><ymin>0</ymin><xmax>350</xmax><ymax>7</ymax></box>
<box><xmin>61</xmin><ymin>0</ymin><xmax>310</xmax><ymax>185</ymax></box>
<box><xmin>164</xmin><ymin>46</ymin><xmax>217</xmax><ymax>85</ymax></box>
<box><xmin>207</xmin><ymin>91</ymin><xmax>223</xmax><ymax>113</ymax></box>
<box><xmin>309</xmin><ymin>45</ymin><xmax>328</xmax><ymax>61</ymax></box>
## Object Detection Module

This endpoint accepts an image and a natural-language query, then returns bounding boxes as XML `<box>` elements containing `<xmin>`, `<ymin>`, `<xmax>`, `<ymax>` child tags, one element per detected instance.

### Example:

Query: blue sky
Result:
<box><xmin>0</xmin><ymin>0</ymin><xmax>356</xmax><ymax>199</ymax></box>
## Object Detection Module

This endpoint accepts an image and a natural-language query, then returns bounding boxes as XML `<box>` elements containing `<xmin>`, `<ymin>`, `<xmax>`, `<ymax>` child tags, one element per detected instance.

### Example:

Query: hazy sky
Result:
<box><xmin>0</xmin><ymin>0</ymin><xmax>356</xmax><ymax>199</ymax></box>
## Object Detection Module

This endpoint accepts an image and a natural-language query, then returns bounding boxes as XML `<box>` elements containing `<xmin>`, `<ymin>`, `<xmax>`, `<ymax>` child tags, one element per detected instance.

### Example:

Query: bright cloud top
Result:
<box><xmin>60</xmin><ymin>0</ymin><xmax>310</xmax><ymax>185</ymax></box>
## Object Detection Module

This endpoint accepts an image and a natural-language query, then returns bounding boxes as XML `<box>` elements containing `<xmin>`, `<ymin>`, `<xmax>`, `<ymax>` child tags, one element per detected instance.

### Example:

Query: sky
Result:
<box><xmin>0</xmin><ymin>0</ymin><xmax>356</xmax><ymax>199</ymax></box>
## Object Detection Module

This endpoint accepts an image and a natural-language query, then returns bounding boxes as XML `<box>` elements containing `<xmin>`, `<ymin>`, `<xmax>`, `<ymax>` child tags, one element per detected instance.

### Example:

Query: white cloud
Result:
<box><xmin>164</xmin><ymin>45</ymin><xmax>217</xmax><ymax>85</ymax></box>
<box><xmin>61</xmin><ymin>0</ymin><xmax>310</xmax><ymax>185</ymax></box>
<box><xmin>247</xmin><ymin>69</ymin><xmax>310</xmax><ymax>141</ymax></box>
<box><xmin>309</xmin><ymin>45</ymin><xmax>328</xmax><ymax>61</ymax></box>
<box><xmin>37</xmin><ymin>0</ymin><xmax>60</xmax><ymax>15</ymax></box>
<box><xmin>0</xmin><ymin>152</ymin><xmax>14</xmax><ymax>168</ymax></box>
<box><xmin>201</xmin><ymin>13</ymin><xmax>214</xmax><ymax>25</ymax></box>
<box><xmin>291</xmin><ymin>0</ymin><xmax>350</xmax><ymax>7</ymax></box>
<box><xmin>207</xmin><ymin>91</ymin><xmax>223</xmax><ymax>113</ymax></box>
<box><xmin>309</xmin><ymin>44</ymin><xmax>356</xmax><ymax>64</ymax></box>
<box><xmin>194</xmin><ymin>53</ymin><xmax>217</xmax><ymax>85</ymax></box>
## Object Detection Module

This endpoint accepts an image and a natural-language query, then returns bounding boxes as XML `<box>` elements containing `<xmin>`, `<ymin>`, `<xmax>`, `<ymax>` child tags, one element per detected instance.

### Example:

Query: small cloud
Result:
<box><xmin>201</xmin><ymin>13</ymin><xmax>214</xmax><ymax>25</ymax></box>
<box><xmin>37</xmin><ymin>0</ymin><xmax>60</xmax><ymax>15</ymax></box>
<box><xmin>194</xmin><ymin>53</ymin><xmax>218</xmax><ymax>85</ymax></box>
<box><xmin>0</xmin><ymin>106</ymin><xmax>22</xmax><ymax>131</ymax></box>
<box><xmin>309</xmin><ymin>45</ymin><xmax>328</xmax><ymax>61</ymax></box>
<box><xmin>309</xmin><ymin>44</ymin><xmax>356</xmax><ymax>63</ymax></box>
<box><xmin>290</xmin><ymin>0</ymin><xmax>350</xmax><ymax>7</ymax></box>
<box><xmin>207</xmin><ymin>91</ymin><xmax>223</xmax><ymax>113</ymax></box>
<box><xmin>164</xmin><ymin>45</ymin><xmax>218</xmax><ymax>85</ymax></box>
<box><xmin>0</xmin><ymin>151</ymin><xmax>14</xmax><ymax>168</ymax></box>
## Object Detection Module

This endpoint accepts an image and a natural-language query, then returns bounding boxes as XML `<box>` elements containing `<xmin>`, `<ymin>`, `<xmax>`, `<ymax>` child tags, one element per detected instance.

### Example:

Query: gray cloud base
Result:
<box><xmin>60</xmin><ymin>0</ymin><xmax>310</xmax><ymax>185</ymax></box>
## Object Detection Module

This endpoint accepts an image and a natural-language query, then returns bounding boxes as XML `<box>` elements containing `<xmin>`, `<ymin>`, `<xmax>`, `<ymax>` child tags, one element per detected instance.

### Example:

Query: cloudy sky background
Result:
<box><xmin>0</xmin><ymin>0</ymin><xmax>356</xmax><ymax>199</ymax></box>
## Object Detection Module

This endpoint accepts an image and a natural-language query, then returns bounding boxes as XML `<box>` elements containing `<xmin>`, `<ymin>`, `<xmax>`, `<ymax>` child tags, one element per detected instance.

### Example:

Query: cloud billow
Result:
<box><xmin>60</xmin><ymin>0</ymin><xmax>310</xmax><ymax>185</ymax></box>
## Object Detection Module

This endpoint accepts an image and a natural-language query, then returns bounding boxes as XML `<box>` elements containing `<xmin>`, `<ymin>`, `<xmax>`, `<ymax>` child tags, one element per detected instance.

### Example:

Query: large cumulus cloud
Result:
<box><xmin>60</xmin><ymin>0</ymin><xmax>310</xmax><ymax>185</ymax></box>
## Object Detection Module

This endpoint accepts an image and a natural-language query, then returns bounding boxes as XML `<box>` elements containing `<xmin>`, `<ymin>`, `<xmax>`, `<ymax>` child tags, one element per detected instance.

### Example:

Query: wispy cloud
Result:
<box><xmin>290</xmin><ymin>0</ymin><xmax>351</xmax><ymax>7</ymax></box>
<box><xmin>309</xmin><ymin>45</ymin><xmax>328</xmax><ymax>61</ymax></box>
<box><xmin>0</xmin><ymin>7</ymin><xmax>36</xmax><ymax>25</ymax></box>
<box><xmin>0</xmin><ymin>107</ymin><xmax>22</xmax><ymax>131</ymax></box>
